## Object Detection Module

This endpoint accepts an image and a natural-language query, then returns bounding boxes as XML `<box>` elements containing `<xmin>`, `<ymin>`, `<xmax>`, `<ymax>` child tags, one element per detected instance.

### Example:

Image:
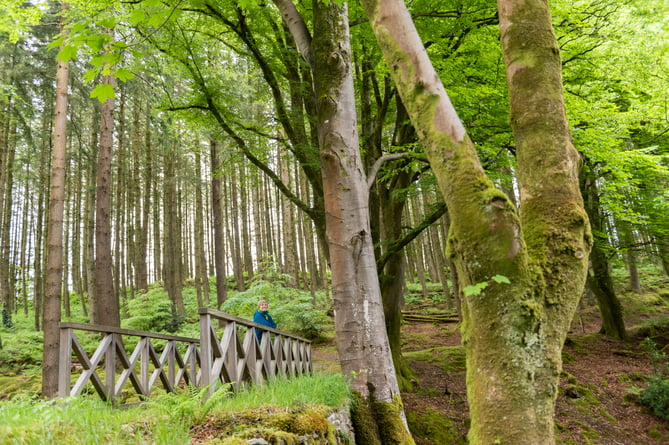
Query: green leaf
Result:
<box><xmin>115</xmin><ymin>68</ymin><xmax>135</xmax><ymax>83</ymax></box>
<box><xmin>129</xmin><ymin>9</ymin><xmax>147</xmax><ymax>26</ymax></box>
<box><xmin>90</xmin><ymin>83</ymin><xmax>116</xmax><ymax>103</ymax></box>
<box><xmin>492</xmin><ymin>275</ymin><xmax>511</xmax><ymax>285</ymax></box>
<box><xmin>57</xmin><ymin>45</ymin><xmax>78</xmax><ymax>63</ymax></box>
<box><xmin>83</xmin><ymin>68</ymin><xmax>98</xmax><ymax>83</ymax></box>
<box><xmin>98</xmin><ymin>17</ymin><xmax>118</xmax><ymax>30</ymax></box>
<box><xmin>463</xmin><ymin>282</ymin><xmax>488</xmax><ymax>297</ymax></box>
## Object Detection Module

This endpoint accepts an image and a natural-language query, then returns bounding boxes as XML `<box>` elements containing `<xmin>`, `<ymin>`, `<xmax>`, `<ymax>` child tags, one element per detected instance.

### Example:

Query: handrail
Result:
<box><xmin>58</xmin><ymin>323</ymin><xmax>200</xmax><ymax>402</ymax></box>
<box><xmin>198</xmin><ymin>307</ymin><xmax>312</xmax><ymax>394</ymax></box>
<box><xmin>58</xmin><ymin>308</ymin><xmax>312</xmax><ymax>402</ymax></box>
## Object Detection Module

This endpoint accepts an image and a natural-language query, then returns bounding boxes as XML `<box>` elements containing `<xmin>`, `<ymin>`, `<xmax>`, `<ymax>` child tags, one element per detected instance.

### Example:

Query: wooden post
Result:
<box><xmin>105</xmin><ymin>334</ymin><xmax>116</xmax><ymax>400</ymax></box>
<box><xmin>167</xmin><ymin>341</ymin><xmax>175</xmax><ymax>388</ymax></box>
<box><xmin>141</xmin><ymin>337</ymin><xmax>149</xmax><ymax>395</ymax></box>
<box><xmin>58</xmin><ymin>327</ymin><xmax>73</xmax><ymax>397</ymax></box>
<box><xmin>199</xmin><ymin>310</ymin><xmax>212</xmax><ymax>388</ymax></box>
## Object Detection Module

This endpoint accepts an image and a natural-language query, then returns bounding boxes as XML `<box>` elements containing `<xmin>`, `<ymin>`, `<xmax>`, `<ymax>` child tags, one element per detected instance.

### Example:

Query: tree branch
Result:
<box><xmin>271</xmin><ymin>0</ymin><xmax>312</xmax><ymax>64</ymax></box>
<box><xmin>367</xmin><ymin>152</ymin><xmax>411</xmax><ymax>190</ymax></box>
<box><xmin>376</xmin><ymin>201</ymin><xmax>447</xmax><ymax>271</ymax></box>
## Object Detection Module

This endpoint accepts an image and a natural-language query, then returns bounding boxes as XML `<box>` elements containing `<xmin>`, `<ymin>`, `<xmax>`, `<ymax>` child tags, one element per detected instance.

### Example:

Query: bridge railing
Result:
<box><xmin>58</xmin><ymin>309</ymin><xmax>312</xmax><ymax>402</ymax></box>
<box><xmin>198</xmin><ymin>308</ymin><xmax>312</xmax><ymax>394</ymax></box>
<box><xmin>58</xmin><ymin>322</ymin><xmax>200</xmax><ymax>401</ymax></box>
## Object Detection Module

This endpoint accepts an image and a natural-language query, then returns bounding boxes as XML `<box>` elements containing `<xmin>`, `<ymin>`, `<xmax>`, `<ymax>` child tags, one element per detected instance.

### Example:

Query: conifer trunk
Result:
<box><xmin>42</xmin><ymin>18</ymin><xmax>69</xmax><ymax>395</ymax></box>
<box><xmin>93</xmin><ymin>72</ymin><xmax>119</xmax><ymax>327</ymax></box>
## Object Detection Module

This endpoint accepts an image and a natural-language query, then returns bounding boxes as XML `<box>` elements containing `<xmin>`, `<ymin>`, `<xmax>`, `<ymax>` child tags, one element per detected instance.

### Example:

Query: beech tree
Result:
<box><xmin>360</xmin><ymin>0</ymin><xmax>591</xmax><ymax>443</ymax></box>
<box><xmin>274</xmin><ymin>0</ymin><xmax>413</xmax><ymax>441</ymax></box>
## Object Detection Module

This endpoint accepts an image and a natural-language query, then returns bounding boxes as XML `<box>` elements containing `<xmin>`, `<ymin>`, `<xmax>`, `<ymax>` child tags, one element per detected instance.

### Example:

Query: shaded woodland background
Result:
<box><xmin>0</xmin><ymin>0</ymin><xmax>668</xmax><ymax>443</ymax></box>
<box><xmin>0</xmin><ymin>0</ymin><xmax>666</xmax><ymax>336</ymax></box>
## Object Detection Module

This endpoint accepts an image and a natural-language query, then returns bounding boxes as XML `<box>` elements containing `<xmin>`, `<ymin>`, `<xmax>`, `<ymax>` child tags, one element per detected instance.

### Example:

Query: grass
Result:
<box><xmin>0</xmin><ymin>373</ymin><xmax>350</xmax><ymax>445</ymax></box>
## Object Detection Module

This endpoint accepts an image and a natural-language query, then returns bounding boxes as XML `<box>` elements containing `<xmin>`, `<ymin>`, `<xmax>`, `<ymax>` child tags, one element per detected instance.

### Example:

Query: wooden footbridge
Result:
<box><xmin>58</xmin><ymin>308</ymin><xmax>312</xmax><ymax>402</ymax></box>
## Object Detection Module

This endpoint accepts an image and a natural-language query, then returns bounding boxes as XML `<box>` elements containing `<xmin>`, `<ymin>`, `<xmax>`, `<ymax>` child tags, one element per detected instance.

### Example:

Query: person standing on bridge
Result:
<box><xmin>253</xmin><ymin>300</ymin><xmax>276</xmax><ymax>344</ymax></box>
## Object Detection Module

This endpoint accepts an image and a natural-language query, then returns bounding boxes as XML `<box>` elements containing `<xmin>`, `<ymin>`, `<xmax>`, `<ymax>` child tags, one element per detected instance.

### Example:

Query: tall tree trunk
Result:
<box><xmin>210</xmin><ymin>139</ymin><xmax>228</xmax><ymax>309</ymax></box>
<box><xmin>20</xmin><ymin>169</ymin><xmax>31</xmax><ymax>316</ymax></box>
<box><xmin>311</xmin><ymin>1</ymin><xmax>413</xmax><ymax>442</ymax></box>
<box><xmin>0</xmin><ymin>44</ymin><xmax>16</xmax><ymax>323</ymax></box>
<box><xmin>581</xmin><ymin>165</ymin><xmax>629</xmax><ymax>340</ymax></box>
<box><xmin>42</xmin><ymin>22</ymin><xmax>69</xmax><ymax>396</ymax></box>
<box><xmin>229</xmin><ymin>170</ymin><xmax>245</xmax><ymax>291</ymax></box>
<box><xmin>619</xmin><ymin>222</ymin><xmax>642</xmax><ymax>294</ymax></box>
<box><xmin>62</xmin><ymin>172</ymin><xmax>71</xmax><ymax>319</ymax></box>
<box><xmin>71</xmin><ymin>143</ymin><xmax>83</xmax><ymax>304</ymax></box>
<box><xmin>279</xmin><ymin>150</ymin><xmax>298</xmax><ymax>286</ymax></box>
<box><xmin>93</xmin><ymin>72</ymin><xmax>120</xmax><ymax>327</ymax></box>
<box><xmin>113</xmin><ymin>86</ymin><xmax>127</xmax><ymax>316</ymax></box>
<box><xmin>136</xmin><ymin>108</ymin><xmax>152</xmax><ymax>291</ymax></box>
<box><xmin>194</xmin><ymin>149</ymin><xmax>209</xmax><ymax>307</ymax></box>
<box><xmin>34</xmin><ymin>94</ymin><xmax>53</xmax><ymax>331</ymax></box>
<box><xmin>239</xmin><ymin>163</ymin><xmax>254</xmax><ymax>282</ymax></box>
<box><xmin>0</xmin><ymin>111</ymin><xmax>16</xmax><ymax>322</ymax></box>
<box><xmin>83</xmin><ymin>132</ymin><xmax>97</xmax><ymax>320</ymax></box>
<box><xmin>360</xmin><ymin>0</ymin><xmax>592</xmax><ymax>443</ymax></box>
<box><xmin>163</xmin><ymin>136</ymin><xmax>185</xmax><ymax>319</ymax></box>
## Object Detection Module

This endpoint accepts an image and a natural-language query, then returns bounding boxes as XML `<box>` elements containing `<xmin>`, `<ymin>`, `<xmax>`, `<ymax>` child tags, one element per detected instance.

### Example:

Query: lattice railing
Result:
<box><xmin>58</xmin><ymin>309</ymin><xmax>312</xmax><ymax>402</ymax></box>
<box><xmin>199</xmin><ymin>308</ymin><xmax>312</xmax><ymax>394</ymax></box>
<box><xmin>58</xmin><ymin>322</ymin><xmax>200</xmax><ymax>401</ymax></box>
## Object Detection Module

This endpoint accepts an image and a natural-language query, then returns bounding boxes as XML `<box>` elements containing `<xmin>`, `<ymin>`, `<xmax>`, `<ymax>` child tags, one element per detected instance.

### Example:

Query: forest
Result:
<box><xmin>0</xmin><ymin>0</ymin><xmax>668</xmax><ymax>444</ymax></box>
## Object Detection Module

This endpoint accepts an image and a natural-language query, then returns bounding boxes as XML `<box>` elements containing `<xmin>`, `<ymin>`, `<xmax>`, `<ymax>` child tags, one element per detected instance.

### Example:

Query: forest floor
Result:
<box><xmin>312</xmin><ymin>293</ymin><xmax>669</xmax><ymax>445</ymax></box>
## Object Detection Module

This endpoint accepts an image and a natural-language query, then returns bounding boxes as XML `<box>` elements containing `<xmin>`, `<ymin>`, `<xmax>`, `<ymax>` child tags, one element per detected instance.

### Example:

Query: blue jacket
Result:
<box><xmin>253</xmin><ymin>310</ymin><xmax>276</xmax><ymax>343</ymax></box>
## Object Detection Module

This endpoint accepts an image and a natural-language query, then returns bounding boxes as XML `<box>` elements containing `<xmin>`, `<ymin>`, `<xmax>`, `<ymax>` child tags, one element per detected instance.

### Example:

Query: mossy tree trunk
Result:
<box><xmin>360</xmin><ymin>0</ymin><xmax>591</xmax><ymax>443</ymax></box>
<box><xmin>581</xmin><ymin>162</ymin><xmax>629</xmax><ymax>341</ymax></box>
<box><xmin>273</xmin><ymin>0</ymin><xmax>414</xmax><ymax>442</ymax></box>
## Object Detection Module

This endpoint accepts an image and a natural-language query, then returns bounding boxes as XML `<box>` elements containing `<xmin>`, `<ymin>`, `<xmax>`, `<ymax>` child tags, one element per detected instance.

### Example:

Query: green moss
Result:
<box><xmin>200</xmin><ymin>404</ymin><xmax>340</xmax><ymax>445</ymax></box>
<box><xmin>404</xmin><ymin>346</ymin><xmax>466</xmax><ymax>372</ymax></box>
<box><xmin>598</xmin><ymin>407</ymin><xmax>617</xmax><ymax>423</ymax></box>
<box><xmin>350</xmin><ymin>391</ymin><xmax>381</xmax><ymax>445</ymax></box>
<box><xmin>350</xmin><ymin>391</ymin><xmax>415</xmax><ymax>445</ymax></box>
<box><xmin>372</xmin><ymin>395</ymin><xmax>414</xmax><ymax>445</ymax></box>
<box><xmin>406</xmin><ymin>408</ymin><xmax>460</xmax><ymax>444</ymax></box>
<box><xmin>648</xmin><ymin>428</ymin><xmax>662</xmax><ymax>439</ymax></box>
<box><xmin>0</xmin><ymin>374</ymin><xmax>41</xmax><ymax>398</ymax></box>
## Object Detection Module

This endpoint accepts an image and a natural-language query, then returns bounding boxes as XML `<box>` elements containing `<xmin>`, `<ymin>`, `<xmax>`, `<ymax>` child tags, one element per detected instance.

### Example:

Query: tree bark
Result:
<box><xmin>581</xmin><ymin>164</ymin><xmax>629</xmax><ymax>341</ymax></box>
<box><xmin>93</xmin><ymin>72</ymin><xmax>120</xmax><ymax>327</ymax></box>
<box><xmin>210</xmin><ymin>139</ymin><xmax>228</xmax><ymax>309</ymax></box>
<box><xmin>359</xmin><ymin>0</ymin><xmax>592</xmax><ymax>443</ymax></box>
<box><xmin>194</xmin><ymin>149</ymin><xmax>209</xmax><ymax>307</ymax></box>
<box><xmin>162</xmin><ymin>136</ymin><xmax>185</xmax><ymax>319</ymax></box>
<box><xmin>228</xmin><ymin>170</ymin><xmax>245</xmax><ymax>291</ymax></box>
<box><xmin>311</xmin><ymin>1</ymin><xmax>413</xmax><ymax>443</ymax></box>
<box><xmin>42</xmin><ymin>20</ymin><xmax>69</xmax><ymax>396</ymax></box>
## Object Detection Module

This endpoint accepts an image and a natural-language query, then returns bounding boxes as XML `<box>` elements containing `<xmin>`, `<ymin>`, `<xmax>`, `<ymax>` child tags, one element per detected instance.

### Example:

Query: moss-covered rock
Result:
<box><xmin>197</xmin><ymin>404</ymin><xmax>347</xmax><ymax>445</ymax></box>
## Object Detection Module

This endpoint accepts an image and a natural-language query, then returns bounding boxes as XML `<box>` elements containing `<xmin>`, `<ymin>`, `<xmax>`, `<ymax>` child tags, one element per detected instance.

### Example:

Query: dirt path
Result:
<box><xmin>393</xmin><ymin>310</ymin><xmax>669</xmax><ymax>445</ymax></box>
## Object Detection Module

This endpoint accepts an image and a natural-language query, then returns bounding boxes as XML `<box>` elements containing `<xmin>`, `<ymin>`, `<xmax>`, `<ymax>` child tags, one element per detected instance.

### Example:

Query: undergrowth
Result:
<box><xmin>636</xmin><ymin>338</ymin><xmax>669</xmax><ymax>420</ymax></box>
<box><xmin>0</xmin><ymin>373</ymin><xmax>350</xmax><ymax>445</ymax></box>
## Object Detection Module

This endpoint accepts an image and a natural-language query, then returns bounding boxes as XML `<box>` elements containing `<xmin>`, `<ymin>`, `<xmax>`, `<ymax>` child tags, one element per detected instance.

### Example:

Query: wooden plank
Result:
<box><xmin>114</xmin><ymin>337</ymin><xmax>147</xmax><ymax>398</ymax></box>
<box><xmin>105</xmin><ymin>334</ymin><xmax>117</xmax><ymax>399</ymax></box>
<box><xmin>59</xmin><ymin>309</ymin><xmax>312</xmax><ymax>403</ymax></box>
<box><xmin>141</xmin><ymin>338</ymin><xmax>149</xmax><ymax>393</ymax></box>
<box><xmin>70</xmin><ymin>335</ymin><xmax>112</xmax><ymax>398</ymax></box>
<box><xmin>60</xmin><ymin>322</ymin><xmax>198</xmax><ymax>343</ymax></box>
<box><xmin>198</xmin><ymin>308</ymin><xmax>311</xmax><ymax>343</ymax></box>
<box><xmin>199</xmin><ymin>314</ymin><xmax>212</xmax><ymax>388</ymax></box>
<box><xmin>58</xmin><ymin>328</ymin><xmax>73</xmax><ymax>397</ymax></box>
<box><xmin>148</xmin><ymin>342</ymin><xmax>173</xmax><ymax>393</ymax></box>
